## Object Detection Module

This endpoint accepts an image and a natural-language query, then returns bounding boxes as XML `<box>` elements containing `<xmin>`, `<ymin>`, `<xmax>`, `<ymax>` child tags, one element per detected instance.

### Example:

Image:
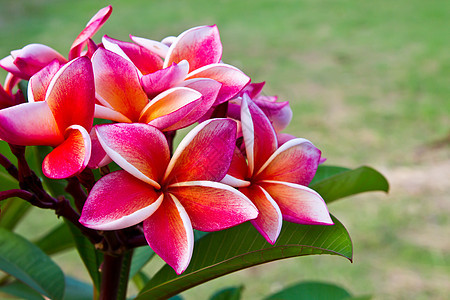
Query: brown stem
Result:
<box><xmin>0</xmin><ymin>189</ymin><xmax>35</xmax><ymax>202</ymax></box>
<box><xmin>65</xmin><ymin>177</ymin><xmax>87</xmax><ymax>212</ymax></box>
<box><xmin>0</xmin><ymin>153</ymin><xmax>18</xmax><ymax>180</ymax></box>
<box><xmin>99</xmin><ymin>254</ymin><xmax>125</xmax><ymax>300</ymax></box>
<box><xmin>77</xmin><ymin>168</ymin><xmax>96</xmax><ymax>193</ymax></box>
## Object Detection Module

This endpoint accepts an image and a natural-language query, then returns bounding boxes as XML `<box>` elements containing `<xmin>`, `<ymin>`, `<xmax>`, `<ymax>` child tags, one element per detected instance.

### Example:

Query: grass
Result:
<box><xmin>1</xmin><ymin>0</ymin><xmax>449</xmax><ymax>299</ymax></box>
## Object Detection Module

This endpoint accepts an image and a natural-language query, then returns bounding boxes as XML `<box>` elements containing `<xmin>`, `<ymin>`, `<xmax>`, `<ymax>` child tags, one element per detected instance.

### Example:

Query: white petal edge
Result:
<box><xmin>94</xmin><ymin>104</ymin><xmax>132</xmax><ymax>123</ymax></box>
<box><xmin>255</xmin><ymin>185</ymin><xmax>283</xmax><ymax>244</ymax></box>
<box><xmin>240</xmin><ymin>94</ymin><xmax>255</xmax><ymax>176</ymax></box>
<box><xmin>220</xmin><ymin>174</ymin><xmax>251</xmax><ymax>188</ymax></box>
<box><xmin>254</xmin><ymin>138</ymin><xmax>315</xmax><ymax>177</ymax></box>
<box><xmin>83</xmin><ymin>193</ymin><xmax>164</xmax><ymax>230</ymax></box>
<box><xmin>166</xmin><ymin>193</ymin><xmax>195</xmax><ymax>274</ymax></box>
<box><xmin>66</xmin><ymin>124</ymin><xmax>92</xmax><ymax>170</ymax></box>
<box><xmin>130</xmin><ymin>35</ymin><xmax>170</xmax><ymax>58</ymax></box>
<box><xmin>258</xmin><ymin>179</ymin><xmax>333</xmax><ymax>225</ymax></box>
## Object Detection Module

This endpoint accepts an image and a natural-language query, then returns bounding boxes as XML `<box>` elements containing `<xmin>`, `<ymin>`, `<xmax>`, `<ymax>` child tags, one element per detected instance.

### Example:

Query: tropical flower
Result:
<box><xmin>226</xmin><ymin>82</ymin><xmax>293</xmax><ymax>132</ymax></box>
<box><xmin>0</xmin><ymin>57</ymin><xmax>95</xmax><ymax>179</ymax></box>
<box><xmin>221</xmin><ymin>94</ymin><xmax>333</xmax><ymax>244</ymax></box>
<box><xmin>80</xmin><ymin>119</ymin><xmax>258</xmax><ymax>274</ymax></box>
<box><xmin>91</xmin><ymin>47</ymin><xmax>220</xmax><ymax>132</ymax></box>
<box><xmin>105</xmin><ymin>26</ymin><xmax>248</xmax><ymax>98</ymax></box>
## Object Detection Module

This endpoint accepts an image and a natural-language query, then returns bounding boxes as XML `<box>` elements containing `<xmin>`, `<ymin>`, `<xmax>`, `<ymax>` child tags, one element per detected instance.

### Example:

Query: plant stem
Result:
<box><xmin>99</xmin><ymin>253</ymin><xmax>126</xmax><ymax>300</ymax></box>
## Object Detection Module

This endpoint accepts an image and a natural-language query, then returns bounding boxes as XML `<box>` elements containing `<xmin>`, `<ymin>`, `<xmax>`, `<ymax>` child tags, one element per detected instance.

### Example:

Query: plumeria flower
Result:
<box><xmin>105</xmin><ymin>25</ymin><xmax>250</xmax><ymax>104</ymax></box>
<box><xmin>80</xmin><ymin>119</ymin><xmax>258</xmax><ymax>274</ymax></box>
<box><xmin>0</xmin><ymin>57</ymin><xmax>95</xmax><ymax>179</ymax></box>
<box><xmin>221</xmin><ymin>94</ymin><xmax>333</xmax><ymax>244</ymax></box>
<box><xmin>0</xmin><ymin>5</ymin><xmax>112</xmax><ymax>80</ymax></box>
<box><xmin>91</xmin><ymin>47</ymin><xmax>222</xmax><ymax>132</ymax></box>
<box><xmin>228</xmin><ymin>82</ymin><xmax>293</xmax><ymax>132</ymax></box>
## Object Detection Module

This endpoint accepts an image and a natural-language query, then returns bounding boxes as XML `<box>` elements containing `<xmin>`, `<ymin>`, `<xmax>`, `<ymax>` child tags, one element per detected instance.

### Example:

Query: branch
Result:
<box><xmin>0</xmin><ymin>189</ymin><xmax>35</xmax><ymax>202</ymax></box>
<box><xmin>65</xmin><ymin>177</ymin><xmax>87</xmax><ymax>212</ymax></box>
<box><xmin>0</xmin><ymin>154</ymin><xmax>19</xmax><ymax>180</ymax></box>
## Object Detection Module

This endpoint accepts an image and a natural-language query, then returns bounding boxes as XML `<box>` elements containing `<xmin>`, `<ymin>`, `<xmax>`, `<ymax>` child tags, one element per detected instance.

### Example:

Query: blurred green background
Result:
<box><xmin>1</xmin><ymin>0</ymin><xmax>449</xmax><ymax>299</ymax></box>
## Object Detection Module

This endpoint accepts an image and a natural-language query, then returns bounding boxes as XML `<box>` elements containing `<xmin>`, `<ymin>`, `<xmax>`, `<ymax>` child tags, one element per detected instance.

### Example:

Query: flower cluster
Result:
<box><xmin>0</xmin><ymin>6</ymin><xmax>332</xmax><ymax>274</ymax></box>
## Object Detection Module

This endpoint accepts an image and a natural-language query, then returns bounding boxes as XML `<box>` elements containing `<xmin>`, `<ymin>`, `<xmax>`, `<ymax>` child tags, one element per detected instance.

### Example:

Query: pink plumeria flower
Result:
<box><xmin>91</xmin><ymin>47</ymin><xmax>222</xmax><ymax>132</ymax></box>
<box><xmin>221</xmin><ymin>94</ymin><xmax>333</xmax><ymax>244</ymax></box>
<box><xmin>111</xmin><ymin>25</ymin><xmax>250</xmax><ymax>104</ymax></box>
<box><xmin>228</xmin><ymin>82</ymin><xmax>293</xmax><ymax>132</ymax></box>
<box><xmin>0</xmin><ymin>6</ymin><xmax>112</xmax><ymax>80</ymax></box>
<box><xmin>0</xmin><ymin>57</ymin><xmax>95</xmax><ymax>179</ymax></box>
<box><xmin>80</xmin><ymin>119</ymin><xmax>258</xmax><ymax>274</ymax></box>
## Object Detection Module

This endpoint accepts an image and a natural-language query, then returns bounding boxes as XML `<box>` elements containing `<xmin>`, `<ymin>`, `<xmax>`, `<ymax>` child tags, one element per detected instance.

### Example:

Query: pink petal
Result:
<box><xmin>239</xmin><ymin>81</ymin><xmax>265</xmax><ymax>99</ymax></box>
<box><xmin>69</xmin><ymin>5</ymin><xmax>113</xmax><ymax>60</ymax></box>
<box><xmin>95</xmin><ymin>123</ymin><xmax>170</xmax><ymax>188</ymax></box>
<box><xmin>143</xmin><ymin>194</ymin><xmax>194</xmax><ymax>275</ymax></box>
<box><xmin>87</xmin><ymin>128</ymin><xmax>111</xmax><ymax>169</ymax></box>
<box><xmin>45</xmin><ymin>56</ymin><xmax>95</xmax><ymax>132</ymax></box>
<box><xmin>92</xmin><ymin>48</ymin><xmax>148</xmax><ymax>122</ymax></box>
<box><xmin>0</xmin><ymin>101</ymin><xmax>63</xmax><ymax>146</ymax></box>
<box><xmin>164</xmin><ymin>25</ymin><xmax>222</xmax><ymax>71</ymax></box>
<box><xmin>85</xmin><ymin>38</ymin><xmax>99</xmax><ymax>58</ymax></box>
<box><xmin>0</xmin><ymin>84</ymin><xmax>14</xmax><ymax>109</ymax></box>
<box><xmin>168</xmin><ymin>181</ymin><xmax>258</xmax><ymax>231</ymax></box>
<box><xmin>80</xmin><ymin>170</ymin><xmax>163</xmax><ymax>230</ymax></box>
<box><xmin>0</xmin><ymin>55</ymin><xmax>27</xmax><ymax>79</ymax></box>
<box><xmin>277</xmin><ymin>133</ymin><xmax>296</xmax><ymax>146</ymax></box>
<box><xmin>141</xmin><ymin>60</ymin><xmax>189</xmax><ymax>98</ymax></box>
<box><xmin>220</xmin><ymin>146</ymin><xmax>250</xmax><ymax>188</ymax></box>
<box><xmin>253</xmin><ymin>98</ymin><xmax>292</xmax><ymax>132</ymax></box>
<box><xmin>130</xmin><ymin>35</ymin><xmax>170</xmax><ymax>58</ymax></box>
<box><xmin>10</xmin><ymin>44</ymin><xmax>66</xmax><ymax>79</ymax></box>
<box><xmin>138</xmin><ymin>87</ymin><xmax>203</xmax><ymax>131</ymax></box>
<box><xmin>259</xmin><ymin>180</ymin><xmax>333</xmax><ymax>225</ymax></box>
<box><xmin>175</xmin><ymin>78</ymin><xmax>222</xmax><ymax>124</ymax></box>
<box><xmin>42</xmin><ymin>125</ymin><xmax>91</xmax><ymax>179</ymax></box>
<box><xmin>241</xmin><ymin>94</ymin><xmax>277</xmax><ymax>176</ymax></box>
<box><xmin>240</xmin><ymin>185</ymin><xmax>282</xmax><ymax>244</ymax></box>
<box><xmin>3</xmin><ymin>74</ymin><xmax>21</xmax><ymax>96</ymax></box>
<box><xmin>164</xmin><ymin>118</ymin><xmax>237</xmax><ymax>184</ymax></box>
<box><xmin>102</xmin><ymin>35</ymin><xmax>163</xmax><ymax>75</ymax></box>
<box><xmin>255</xmin><ymin>138</ymin><xmax>321</xmax><ymax>186</ymax></box>
<box><xmin>28</xmin><ymin>60</ymin><xmax>61</xmax><ymax>103</ymax></box>
<box><xmin>186</xmin><ymin>63</ymin><xmax>250</xmax><ymax>104</ymax></box>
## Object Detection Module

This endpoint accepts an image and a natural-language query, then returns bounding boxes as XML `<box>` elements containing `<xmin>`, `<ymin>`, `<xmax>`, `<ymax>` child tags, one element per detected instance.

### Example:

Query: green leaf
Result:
<box><xmin>65</xmin><ymin>220</ymin><xmax>103</xmax><ymax>292</ymax></box>
<box><xmin>117</xmin><ymin>250</ymin><xmax>133</xmax><ymax>300</ymax></box>
<box><xmin>0</xmin><ymin>198</ymin><xmax>31</xmax><ymax>230</ymax></box>
<box><xmin>310</xmin><ymin>166</ymin><xmax>389</xmax><ymax>203</ymax></box>
<box><xmin>133</xmin><ymin>271</ymin><xmax>151</xmax><ymax>291</ymax></box>
<box><xmin>209</xmin><ymin>286</ymin><xmax>243</xmax><ymax>300</ymax></box>
<box><xmin>33</xmin><ymin>222</ymin><xmax>74</xmax><ymax>255</ymax></box>
<box><xmin>0</xmin><ymin>277</ymin><xmax>94</xmax><ymax>300</ymax></box>
<box><xmin>264</xmin><ymin>281</ymin><xmax>351</xmax><ymax>300</ymax></box>
<box><xmin>0</xmin><ymin>280</ymin><xmax>44</xmax><ymax>300</ymax></box>
<box><xmin>63</xmin><ymin>276</ymin><xmax>94</xmax><ymax>300</ymax></box>
<box><xmin>0</xmin><ymin>228</ymin><xmax>65</xmax><ymax>300</ymax></box>
<box><xmin>310</xmin><ymin>165</ymin><xmax>350</xmax><ymax>185</ymax></box>
<box><xmin>136</xmin><ymin>215</ymin><xmax>351</xmax><ymax>299</ymax></box>
<box><xmin>129</xmin><ymin>246</ymin><xmax>155</xmax><ymax>279</ymax></box>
